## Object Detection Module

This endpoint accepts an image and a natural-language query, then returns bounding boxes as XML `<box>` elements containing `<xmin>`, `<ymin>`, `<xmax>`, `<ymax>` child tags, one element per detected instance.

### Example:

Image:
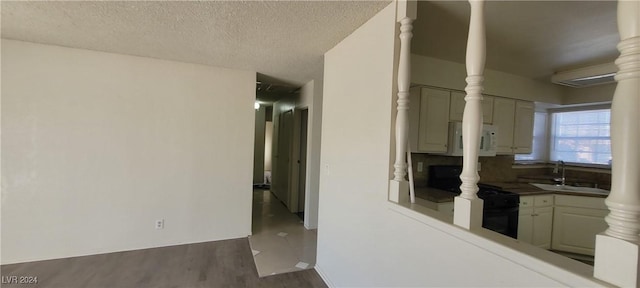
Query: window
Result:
<box><xmin>515</xmin><ymin>112</ymin><xmax>547</xmax><ymax>162</ymax></box>
<box><xmin>550</xmin><ymin>109</ymin><xmax>611</xmax><ymax>165</ymax></box>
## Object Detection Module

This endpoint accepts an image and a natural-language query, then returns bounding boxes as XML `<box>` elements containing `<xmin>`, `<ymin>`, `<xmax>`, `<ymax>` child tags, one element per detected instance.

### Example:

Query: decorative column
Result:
<box><xmin>389</xmin><ymin>0</ymin><xmax>417</xmax><ymax>203</ymax></box>
<box><xmin>454</xmin><ymin>0</ymin><xmax>485</xmax><ymax>229</ymax></box>
<box><xmin>594</xmin><ymin>1</ymin><xmax>640</xmax><ymax>287</ymax></box>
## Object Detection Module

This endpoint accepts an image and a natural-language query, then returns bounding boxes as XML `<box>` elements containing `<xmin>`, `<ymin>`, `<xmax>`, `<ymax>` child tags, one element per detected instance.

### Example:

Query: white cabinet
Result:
<box><xmin>513</xmin><ymin>101</ymin><xmax>535</xmax><ymax>154</ymax></box>
<box><xmin>518</xmin><ymin>195</ymin><xmax>554</xmax><ymax>249</ymax></box>
<box><xmin>409</xmin><ymin>87</ymin><xmax>450</xmax><ymax>153</ymax></box>
<box><xmin>409</xmin><ymin>87</ymin><xmax>533</xmax><ymax>155</ymax></box>
<box><xmin>449</xmin><ymin>92</ymin><xmax>494</xmax><ymax>124</ymax></box>
<box><xmin>492</xmin><ymin>98</ymin><xmax>534</xmax><ymax>154</ymax></box>
<box><xmin>493</xmin><ymin>98</ymin><xmax>516</xmax><ymax>154</ymax></box>
<box><xmin>552</xmin><ymin>195</ymin><xmax>608</xmax><ymax>256</ymax></box>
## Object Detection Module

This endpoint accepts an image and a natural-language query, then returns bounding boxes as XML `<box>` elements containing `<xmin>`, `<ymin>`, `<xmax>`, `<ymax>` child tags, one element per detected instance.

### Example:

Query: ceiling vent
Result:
<box><xmin>551</xmin><ymin>63</ymin><xmax>618</xmax><ymax>88</ymax></box>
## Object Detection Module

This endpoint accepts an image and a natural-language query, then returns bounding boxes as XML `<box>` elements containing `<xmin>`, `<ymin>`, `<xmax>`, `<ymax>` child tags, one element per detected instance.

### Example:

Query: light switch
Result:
<box><xmin>477</xmin><ymin>162</ymin><xmax>482</xmax><ymax>172</ymax></box>
<box><xmin>417</xmin><ymin>162</ymin><xmax>424</xmax><ymax>172</ymax></box>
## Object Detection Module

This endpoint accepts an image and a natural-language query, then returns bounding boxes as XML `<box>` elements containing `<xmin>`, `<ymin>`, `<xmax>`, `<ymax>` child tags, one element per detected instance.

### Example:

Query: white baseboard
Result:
<box><xmin>314</xmin><ymin>264</ymin><xmax>335</xmax><ymax>288</ymax></box>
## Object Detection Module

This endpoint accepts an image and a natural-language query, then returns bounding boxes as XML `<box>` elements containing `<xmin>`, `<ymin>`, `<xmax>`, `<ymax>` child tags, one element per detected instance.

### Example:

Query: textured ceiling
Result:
<box><xmin>1</xmin><ymin>1</ymin><xmax>619</xmax><ymax>91</ymax></box>
<box><xmin>413</xmin><ymin>1</ymin><xmax>619</xmax><ymax>81</ymax></box>
<box><xmin>1</xmin><ymin>0</ymin><xmax>391</xmax><ymax>91</ymax></box>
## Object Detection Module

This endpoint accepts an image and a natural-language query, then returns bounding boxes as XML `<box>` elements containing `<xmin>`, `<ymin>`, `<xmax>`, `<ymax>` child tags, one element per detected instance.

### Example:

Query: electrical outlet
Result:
<box><xmin>477</xmin><ymin>162</ymin><xmax>482</xmax><ymax>172</ymax></box>
<box><xmin>155</xmin><ymin>219</ymin><xmax>164</xmax><ymax>229</ymax></box>
<box><xmin>417</xmin><ymin>162</ymin><xmax>424</xmax><ymax>172</ymax></box>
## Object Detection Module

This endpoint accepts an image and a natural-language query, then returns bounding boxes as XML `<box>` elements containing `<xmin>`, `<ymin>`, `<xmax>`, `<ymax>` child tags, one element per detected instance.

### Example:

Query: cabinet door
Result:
<box><xmin>448</xmin><ymin>91</ymin><xmax>465</xmax><ymax>122</ymax></box>
<box><xmin>492</xmin><ymin>97</ymin><xmax>516</xmax><ymax>154</ymax></box>
<box><xmin>518</xmin><ymin>206</ymin><xmax>534</xmax><ymax>244</ymax></box>
<box><xmin>513</xmin><ymin>101</ymin><xmax>535</xmax><ymax>154</ymax></box>
<box><xmin>482</xmin><ymin>96</ymin><xmax>494</xmax><ymax>124</ymax></box>
<box><xmin>449</xmin><ymin>92</ymin><xmax>493</xmax><ymax>124</ymax></box>
<box><xmin>532</xmin><ymin>206</ymin><xmax>553</xmax><ymax>249</ymax></box>
<box><xmin>417</xmin><ymin>88</ymin><xmax>450</xmax><ymax>152</ymax></box>
<box><xmin>552</xmin><ymin>206</ymin><xmax>608</xmax><ymax>256</ymax></box>
<box><xmin>409</xmin><ymin>87</ymin><xmax>422</xmax><ymax>153</ymax></box>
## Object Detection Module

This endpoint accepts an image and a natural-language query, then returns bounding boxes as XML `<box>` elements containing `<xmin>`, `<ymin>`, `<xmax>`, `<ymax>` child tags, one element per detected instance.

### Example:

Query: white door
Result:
<box><xmin>275</xmin><ymin>110</ymin><xmax>293</xmax><ymax>205</ymax></box>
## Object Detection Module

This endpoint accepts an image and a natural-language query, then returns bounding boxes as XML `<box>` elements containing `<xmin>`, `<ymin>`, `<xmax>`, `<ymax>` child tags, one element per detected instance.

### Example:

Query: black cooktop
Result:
<box><xmin>427</xmin><ymin>165</ymin><xmax>519</xmax><ymax>209</ymax></box>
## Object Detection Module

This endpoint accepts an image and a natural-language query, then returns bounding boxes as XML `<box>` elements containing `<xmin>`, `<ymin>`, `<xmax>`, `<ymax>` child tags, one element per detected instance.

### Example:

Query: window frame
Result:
<box><xmin>515</xmin><ymin>104</ymin><xmax>612</xmax><ymax>169</ymax></box>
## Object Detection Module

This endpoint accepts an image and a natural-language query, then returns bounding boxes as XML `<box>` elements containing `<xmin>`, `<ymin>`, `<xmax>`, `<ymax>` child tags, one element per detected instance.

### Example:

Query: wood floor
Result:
<box><xmin>1</xmin><ymin>238</ymin><xmax>327</xmax><ymax>288</ymax></box>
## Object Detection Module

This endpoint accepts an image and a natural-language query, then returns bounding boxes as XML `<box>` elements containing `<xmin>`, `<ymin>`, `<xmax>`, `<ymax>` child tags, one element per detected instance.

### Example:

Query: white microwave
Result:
<box><xmin>442</xmin><ymin>122</ymin><xmax>497</xmax><ymax>157</ymax></box>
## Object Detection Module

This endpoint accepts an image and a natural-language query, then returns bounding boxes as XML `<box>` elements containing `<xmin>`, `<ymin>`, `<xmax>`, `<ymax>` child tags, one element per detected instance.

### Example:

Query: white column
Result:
<box><xmin>454</xmin><ymin>0</ymin><xmax>485</xmax><ymax>229</ymax></box>
<box><xmin>389</xmin><ymin>0</ymin><xmax>417</xmax><ymax>203</ymax></box>
<box><xmin>594</xmin><ymin>1</ymin><xmax>640</xmax><ymax>287</ymax></box>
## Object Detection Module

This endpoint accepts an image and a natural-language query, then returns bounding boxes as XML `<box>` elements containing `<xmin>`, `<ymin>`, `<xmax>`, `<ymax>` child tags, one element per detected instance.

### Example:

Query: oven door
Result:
<box><xmin>482</xmin><ymin>206</ymin><xmax>519</xmax><ymax>239</ymax></box>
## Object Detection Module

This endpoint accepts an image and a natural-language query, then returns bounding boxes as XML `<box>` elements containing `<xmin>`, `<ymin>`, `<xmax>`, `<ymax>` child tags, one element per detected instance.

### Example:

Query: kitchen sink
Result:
<box><xmin>530</xmin><ymin>183</ymin><xmax>610</xmax><ymax>195</ymax></box>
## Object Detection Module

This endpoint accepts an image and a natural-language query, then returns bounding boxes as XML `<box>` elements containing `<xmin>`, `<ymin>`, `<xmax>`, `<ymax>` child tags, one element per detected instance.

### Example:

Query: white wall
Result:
<box><xmin>253</xmin><ymin>106</ymin><xmax>266</xmax><ymax>184</ymax></box>
<box><xmin>1</xmin><ymin>40</ymin><xmax>255</xmax><ymax>264</ymax></box>
<box><xmin>316</xmin><ymin>3</ymin><xmax>597</xmax><ymax>287</ymax></box>
<box><xmin>264</xmin><ymin>121</ymin><xmax>273</xmax><ymax>172</ymax></box>
<box><xmin>412</xmin><ymin>54</ymin><xmax>566</xmax><ymax>104</ymax></box>
<box><xmin>270</xmin><ymin>96</ymin><xmax>296</xmax><ymax>205</ymax></box>
<box><xmin>296</xmin><ymin>67</ymin><xmax>324</xmax><ymax>229</ymax></box>
<box><xmin>563</xmin><ymin>83</ymin><xmax>615</xmax><ymax>105</ymax></box>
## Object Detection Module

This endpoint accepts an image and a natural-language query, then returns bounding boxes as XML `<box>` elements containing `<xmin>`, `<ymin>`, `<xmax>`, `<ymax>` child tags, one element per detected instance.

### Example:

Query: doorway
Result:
<box><xmin>250</xmin><ymin>107</ymin><xmax>317</xmax><ymax>277</ymax></box>
<box><xmin>250</xmin><ymin>80</ymin><xmax>318</xmax><ymax>277</ymax></box>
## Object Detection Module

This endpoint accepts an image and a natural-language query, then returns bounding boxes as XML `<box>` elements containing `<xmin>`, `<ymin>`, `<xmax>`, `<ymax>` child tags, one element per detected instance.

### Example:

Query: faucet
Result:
<box><xmin>553</xmin><ymin>160</ymin><xmax>566</xmax><ymax>186</ymax></box>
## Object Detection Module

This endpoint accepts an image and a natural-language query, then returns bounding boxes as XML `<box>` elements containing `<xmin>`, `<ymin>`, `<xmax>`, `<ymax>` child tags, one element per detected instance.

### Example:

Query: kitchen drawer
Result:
<box><xmin>534</xmin><ymin>195</ymin><xmax>554</xmax><ymax>207</ymax></box>
<box><xmin>519</xmin><ymin>196</ymin><xmax>534</xmax><ymax>208</ymax></box>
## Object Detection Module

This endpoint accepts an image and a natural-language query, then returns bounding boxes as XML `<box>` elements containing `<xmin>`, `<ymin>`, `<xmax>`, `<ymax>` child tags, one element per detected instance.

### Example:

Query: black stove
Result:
<box><xmin>428</xmin><ymin>165</ymin><xmax>520</xmax><ymax>239</ymax></box>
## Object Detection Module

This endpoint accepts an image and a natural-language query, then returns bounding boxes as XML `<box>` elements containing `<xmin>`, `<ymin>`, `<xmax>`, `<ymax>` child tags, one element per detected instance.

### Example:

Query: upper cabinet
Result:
<box><xmin>513</xmin><ymin>101</ymin><xmax>535</xmax><ymax>154</ymax></box>
<box><xmin>449</xmin><ymin>92</ymin><xmax>494</xmax><ymax>124</ymax></box>
<box><xmin>493</xmin><ymin>98</ymin><xmax>516</xmax><ymax>153</ymax></box>
<box><xmin>492</xmin><ymin>98</ymin><xmax>534</xmax><ymax>155</ymax></box>
<box><xmin>409</xmin><ymin>87</ymin><xmax>450</xmax><ymax>153</ymax></box>
<box><xmin>409</xmin><ymin>86</ymin><xmax>535</xmax><ymax>155</ymax></box>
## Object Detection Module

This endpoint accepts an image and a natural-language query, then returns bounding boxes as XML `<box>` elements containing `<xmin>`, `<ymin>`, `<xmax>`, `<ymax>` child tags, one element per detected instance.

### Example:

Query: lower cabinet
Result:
<box><xmin>518</xmin><ymin>195</ymin><xmax>553</xmax><ymax>248</ymax></box>
<box><xmin>551</xmin><ymin>195</ymin><xmax>608</xmax><ymax>256</ymax></box>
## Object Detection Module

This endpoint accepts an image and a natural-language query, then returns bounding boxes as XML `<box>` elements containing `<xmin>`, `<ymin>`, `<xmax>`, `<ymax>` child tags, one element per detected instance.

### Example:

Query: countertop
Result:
<box><xmin>481</xmin><ymin>181</ymin><xmax>608</xmax><ymax>198</ymax></box>
<box><xmin>414</xmin><ymin>182</ymin><xmax>608</xmax><ymax>203</ymax></box>
<box><xmin>414</xmin><ymin>187</ymin><xmax>458</xmax><ymax>203</ymax></box>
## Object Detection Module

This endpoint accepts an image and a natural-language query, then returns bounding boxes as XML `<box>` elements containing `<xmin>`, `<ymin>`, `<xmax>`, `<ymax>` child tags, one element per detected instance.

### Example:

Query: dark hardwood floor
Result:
<box><xmin>1</xmin><ymin>238</ymin><xmax>327</xmax><ymax>288</ymax></box>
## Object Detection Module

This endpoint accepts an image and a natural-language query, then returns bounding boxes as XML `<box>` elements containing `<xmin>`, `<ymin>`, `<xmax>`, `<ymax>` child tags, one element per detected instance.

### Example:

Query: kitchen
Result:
<box><xmin>409</xmin><ymin>118</ymin><xmax>611</xmax><ymax>263</ymax></box>
<box><xmin>407</xmin><ymin>1</ymin><xmax>617</xmax><ymax>265</ymax></box>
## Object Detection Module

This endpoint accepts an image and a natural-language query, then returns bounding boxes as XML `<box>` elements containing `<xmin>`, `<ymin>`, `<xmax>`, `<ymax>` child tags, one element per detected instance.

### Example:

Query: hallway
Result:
<box><xmin>249</xmin><ymin>189</ymin><xmax>318</xmax><ymax>277</ymax></box>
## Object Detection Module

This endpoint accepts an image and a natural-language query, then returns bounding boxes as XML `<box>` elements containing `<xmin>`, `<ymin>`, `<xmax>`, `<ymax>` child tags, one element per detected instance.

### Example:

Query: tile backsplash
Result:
<box><xmin>410</xmin><ymin>153</ymin><xmax>611</xmax><ymax>189</ymax></box>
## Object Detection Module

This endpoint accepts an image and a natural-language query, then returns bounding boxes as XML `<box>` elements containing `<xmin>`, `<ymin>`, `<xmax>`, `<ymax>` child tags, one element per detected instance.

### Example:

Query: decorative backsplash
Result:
<box><xmin>410</xmin><ymin>153</ymin><xmax>611</xmax><ymax>189</ymax></box>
